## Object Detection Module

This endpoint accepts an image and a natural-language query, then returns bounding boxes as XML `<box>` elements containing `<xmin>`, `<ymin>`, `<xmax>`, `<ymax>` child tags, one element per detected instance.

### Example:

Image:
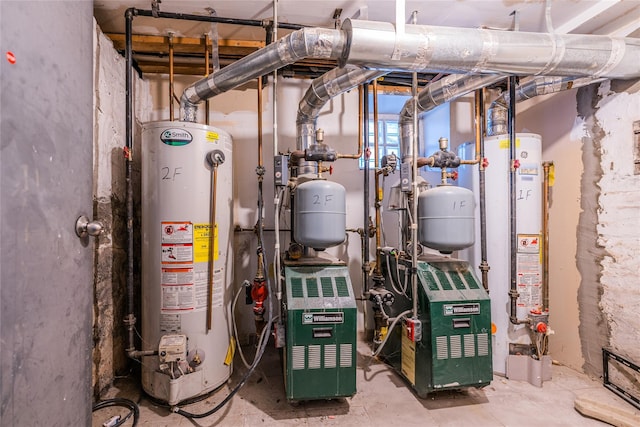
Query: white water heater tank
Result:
<box><xmin>458</xmin><ymin>133</ymin><xmax>542</xmax><ymax>375</ymax></box>
<box><xmin>294</xmin><ymin>179</ymin><xmax>346</xmax><ymax>250</ymax></box>
<box><xmin>141</xmin><ymin>121</ymin><xmax>233</xmax><ymax>405</ymax></box>
<box><xmin>418</xmin><ymin>185</ymin><xmax>475</xmax><ymax>253</ymax></box>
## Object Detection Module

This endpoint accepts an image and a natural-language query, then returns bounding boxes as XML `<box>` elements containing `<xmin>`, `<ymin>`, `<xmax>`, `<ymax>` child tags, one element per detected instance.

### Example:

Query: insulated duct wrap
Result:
<box><xmin>398</xmin><ymin>74</ymin><xmax>504</xmax><ymax>161</ymax></box>
<box><xmin>343</xmin><ymin>19</ymin><xmax>640</xmax><ymax>79</ymax></box>
<box><xmin>181</xmin><ymin>27</ymin><xmax>348</xmax><ymax>121</ymax></box>
<box><xmin>296</xmin><ymin>66</ymin><xmax>385</xmax><ymax>150</ymax></box>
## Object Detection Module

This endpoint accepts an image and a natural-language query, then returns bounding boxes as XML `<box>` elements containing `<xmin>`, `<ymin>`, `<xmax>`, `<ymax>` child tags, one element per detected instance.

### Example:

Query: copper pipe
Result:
<box><xmin>337</xmin><ymin>85</ymin><xmax>365</xmax><ymax>159</ymax></box>
<box><xmin>169</xmin><ymin>33</ymin><xmax>175</xmax><ymax>121</ymax></box>
<box><xmin>542</xmin><ymin>161</ymin><xmax>553</xmax><ymax>311</ymax></box>
<box><xmin>257</xmin><ymin>76</ymin><xmax>263</xmax><ymax>167</ymax></box>
<box><xmin>204</xmin><ymin>34</ymin><xmax>210</xmax><ymax>125</ymax></box>
<box><xmin>373</xmin><ymin>79</ymin><xmax>383</xmax><ymax>277</ymax></box>
<box><xmin>207</xmin><ymin>164</ymin><xmax>219</xmax><ymax>331</ymax></box>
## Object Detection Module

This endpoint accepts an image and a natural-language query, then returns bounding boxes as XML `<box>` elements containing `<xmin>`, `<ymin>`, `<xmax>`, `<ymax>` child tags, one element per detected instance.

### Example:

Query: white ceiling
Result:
<box><xmin>94</xmin><ymin>0</ymin><xmax>640</xmax><ymax>40</ymax></box>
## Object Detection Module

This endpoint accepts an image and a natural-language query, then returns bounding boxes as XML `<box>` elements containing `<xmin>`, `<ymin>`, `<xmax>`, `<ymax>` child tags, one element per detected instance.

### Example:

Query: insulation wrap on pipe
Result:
<box><xmin>342</xmin><ymin>19</ymin><xmax>640</xmax><ymax>80</ymax></box>
<box><xmin>180</xmin><ymin>27</ymin><xmax>348</xmax><ymax>121</ymax></box>
<box><xmin>296</xmin><ymin>65</ymin><xmax>386</xmax><ymax>150</ymax></box>
<box><xmin>398</xmin><ymin>74</ymin><xmax>504</xmax><ymax>162</ymax></box>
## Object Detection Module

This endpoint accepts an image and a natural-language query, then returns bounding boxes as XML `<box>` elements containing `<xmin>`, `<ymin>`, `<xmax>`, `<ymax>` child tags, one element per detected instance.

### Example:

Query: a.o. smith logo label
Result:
<box><xmin>161</xmin><ymin>128</ymin><xmax>193</xmax><ymax>146</ymax></box>
<box><xmin>302</xmin><ymin>312</ymin><xmax>344</xmax><ymax>324</ymax></box>
<box><xmin>443</xmin><ymin>303</ymin><xmax>480</xmax><ymax>316</ymax></box>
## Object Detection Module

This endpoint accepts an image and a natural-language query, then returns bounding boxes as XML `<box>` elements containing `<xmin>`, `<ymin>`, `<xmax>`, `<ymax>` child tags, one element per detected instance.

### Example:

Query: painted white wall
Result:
<box><xmin>517</xmin><ymin>89</ymin><xmax>585</xmax><ymax>370</ymax></box>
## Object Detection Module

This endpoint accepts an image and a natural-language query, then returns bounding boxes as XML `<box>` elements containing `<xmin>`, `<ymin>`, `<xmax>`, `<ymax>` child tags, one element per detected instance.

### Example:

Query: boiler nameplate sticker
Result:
<box><xmin>302</xmin><ymin>312</ymin><xmax>344</xmax><ymax>324</ymax></box>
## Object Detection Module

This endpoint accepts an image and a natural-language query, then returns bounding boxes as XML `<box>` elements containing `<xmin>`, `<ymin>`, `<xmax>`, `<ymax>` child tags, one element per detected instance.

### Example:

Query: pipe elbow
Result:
<box><xmin>180</xmin><ymin>94</ymin><xmax>198</xmax><ymax>122</ymax></box>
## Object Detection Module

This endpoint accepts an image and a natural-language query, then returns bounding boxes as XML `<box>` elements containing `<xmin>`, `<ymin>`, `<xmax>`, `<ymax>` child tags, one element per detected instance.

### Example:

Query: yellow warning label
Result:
<box><xmin>549</xmin><ymin>163</ymin><xmax>555</xmax><ymax>186</ymax></box>
<box><xmin>401</xmin><ymin>330</ymin><xmax>416</xmax><ymax>385</ymax></box>
<box><xmin>206</xmin><ymin>131</ymin><xmax>219</xmax><ymax>143</ymax></box>
<box><xmin>193</xmin><ymin>223</ymin><xmax>218</xmax><ymax>263</ymax></box>
<box><xmin>499</xmin><ymin>138</ymin><xmax>521</xmax><ymax>149</ymax></box>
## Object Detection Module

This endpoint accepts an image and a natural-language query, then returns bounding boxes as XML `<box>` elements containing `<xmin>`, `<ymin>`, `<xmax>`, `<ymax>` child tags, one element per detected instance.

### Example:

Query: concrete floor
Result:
<box><xmin>93</xmin><ymin>341</ymin><xmax>632</xmax><ymax>427</ymax></box>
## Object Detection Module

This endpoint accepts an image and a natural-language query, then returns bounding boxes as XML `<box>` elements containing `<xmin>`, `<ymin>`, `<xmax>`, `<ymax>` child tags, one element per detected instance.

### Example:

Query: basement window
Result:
<box><xmin>360</xmin><ymin>117</ymin><xmax>401</xmax><ymax>169</ymax></box>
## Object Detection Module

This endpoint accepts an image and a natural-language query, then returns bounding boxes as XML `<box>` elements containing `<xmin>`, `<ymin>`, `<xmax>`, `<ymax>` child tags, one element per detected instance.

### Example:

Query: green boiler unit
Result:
<box><xmin>283</xmin><ymin>264</ymin><xmax>357</xmax><ymax>401</ymax></box>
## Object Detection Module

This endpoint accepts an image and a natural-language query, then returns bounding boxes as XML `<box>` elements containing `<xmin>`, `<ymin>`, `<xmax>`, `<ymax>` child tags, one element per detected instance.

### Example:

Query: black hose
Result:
<box><xmin>92</xmin><ymin>397</ymin><xmax>140</xmax><ymax>427</ymax></box>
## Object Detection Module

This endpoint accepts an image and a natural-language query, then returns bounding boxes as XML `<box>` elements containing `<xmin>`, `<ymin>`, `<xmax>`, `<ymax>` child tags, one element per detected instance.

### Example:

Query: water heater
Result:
<box><xmin>141</xmin><ymin>121</ymin><xmax>233</xmax><ymax>404</ymax></box>
<box><xmin>458</xmin><ymin>133</ymin><xmax>542</xmax><ymax>375</ymax></box>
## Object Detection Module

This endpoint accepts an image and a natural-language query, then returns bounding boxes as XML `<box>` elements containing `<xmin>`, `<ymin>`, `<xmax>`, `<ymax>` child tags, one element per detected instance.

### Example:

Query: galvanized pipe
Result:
<box><xmin>180</xmin><ymin>27</ymin><xmax>347</xmax><ymax>121</ymax></box>
<box><xmin>342</xmin><ymin>19</ymin><xmax>640</xmax><ymax>79</ymax></box>
<box><xmin>487</xmin><ymin>76</ymin><xmax>605</xmax><ymax>136</ymax></box>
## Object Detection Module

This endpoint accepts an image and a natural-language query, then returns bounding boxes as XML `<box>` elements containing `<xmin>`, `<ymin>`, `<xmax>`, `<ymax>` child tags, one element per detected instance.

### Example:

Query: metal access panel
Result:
<box><xmin>395</xmin><ymin>258</ymin><xmax>492</xmax><ymax>398</ymax></box>
<box><xmin>284</xmin><ymin>265</ymin><xmax>357</xmax><ymax>401</ymax></box>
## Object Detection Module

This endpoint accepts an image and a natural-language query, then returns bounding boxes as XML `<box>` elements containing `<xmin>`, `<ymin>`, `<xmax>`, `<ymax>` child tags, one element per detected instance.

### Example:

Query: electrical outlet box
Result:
<box><xmin>400</xmin><ymin>162</ymin><xmax>412</xmax><ymax>192</ymax></box>
<box><xmin>274</xmin><ymin>155</ymin><xmax>289</xmax><ymax>186</ymax></box>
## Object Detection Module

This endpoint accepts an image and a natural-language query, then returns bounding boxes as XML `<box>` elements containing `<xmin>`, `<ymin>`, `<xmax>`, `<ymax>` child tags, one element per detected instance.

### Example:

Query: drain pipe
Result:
<box><xmin>180</xmin><ymin>27</ymin><xmax>348</xmax><ymax>121</ymax></box>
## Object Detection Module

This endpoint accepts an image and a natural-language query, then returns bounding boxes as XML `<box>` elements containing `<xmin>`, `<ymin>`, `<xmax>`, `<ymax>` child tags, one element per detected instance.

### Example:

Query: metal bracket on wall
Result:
<box><xmin>602</xmin><ymin>348</ymin><xmax>640</xmax><ymax>410</ymax></box>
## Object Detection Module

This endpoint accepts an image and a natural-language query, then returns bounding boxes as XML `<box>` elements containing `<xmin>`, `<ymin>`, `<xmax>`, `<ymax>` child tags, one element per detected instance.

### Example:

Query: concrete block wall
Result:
<box><xmin>92</xmin><ymin>21</ymin><xmax>152</xmax><ymax>397</ymax></box>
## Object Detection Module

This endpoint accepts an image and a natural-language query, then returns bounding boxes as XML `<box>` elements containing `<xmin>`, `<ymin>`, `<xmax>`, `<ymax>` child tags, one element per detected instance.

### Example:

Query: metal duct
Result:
<box><xmin>297</xmin><ymin>65</ymin><xmax>386</xmax><ymax>150</ymax></box>
<box><xmin>343</xmin><ymin>19</ymin><xmax>640</xmax><ymax>79</ymax></box>
<box><xmin>398</xmin><ymin>74</ymin><xmax>504</xmax><ymax>162</ymax></box>
<box><xmin>180</xmin><ymin>27</ymin><xmax>348</xmax><ymax>121</ymax></box>
<box><xmin>487</xmin><ymin>76</ymin><xmax>605</xmax><ymax>136</ymax></box>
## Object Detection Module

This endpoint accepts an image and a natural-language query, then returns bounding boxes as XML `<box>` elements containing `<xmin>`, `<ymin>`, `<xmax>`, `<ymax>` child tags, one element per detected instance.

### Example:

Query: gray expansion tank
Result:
<box><xmin>294</xmin><ymin>180</ymin><xmax>346</xmax><ymax>250</ymax></box>
<box><xmin>418</xmin><ymin>185</ymin><xmax>475</xmax><ymax>253</ymax></box>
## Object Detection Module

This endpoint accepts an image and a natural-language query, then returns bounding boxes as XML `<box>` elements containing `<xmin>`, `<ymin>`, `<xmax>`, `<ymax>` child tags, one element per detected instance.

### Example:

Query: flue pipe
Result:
<box><xmin>180</xmin><ymin>27</ymin><xmax>348</xmax><ymax>121</ymax></box>
<box><xmin>398</xmin><ymin>74</ymin><xmax>504</xmax><ymax>163</ymax></box>
<box><xmin>295</xmin><ymin>65</ymin><xmax>386</xmax><ymax>174</ymax></box>
<box><xmin>342</xmin><ymin>19</ymin><xmax>640</xmax><ymax>79</ymax></box>
<box><xmin>487</xmin><ymin>76</ymin><xmax>605</xmax><ymax>136</ymax></box>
